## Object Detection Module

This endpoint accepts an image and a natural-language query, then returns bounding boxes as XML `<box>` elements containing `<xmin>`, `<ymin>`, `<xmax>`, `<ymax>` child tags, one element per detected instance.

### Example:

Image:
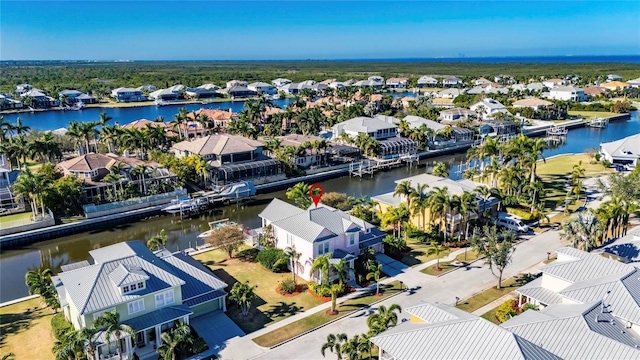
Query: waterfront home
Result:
<box><xmin>512</xmin><ymin>98</ymin><xmax>553</xmax><ymax>111</ymax></box>
<box><xmin>136</xmin><ymin>84</ymin><xmax>157</xmax><ymax>92</ymax></box>
<box><xmin>171</xmin><ymin>134</ymin><xmax>283</xmax><ymax>184</ymax></box>
<box><xmin>467</xmin><ymin>85</ymin><xmax>509</xmax><ymax>95</ymax></box>
<box><xmin>328</xmin><ymin>81</ymin><xmax>346</xmax><ymax>89</ymax></box>
<box><xmin>225</xmin><ymin>85</ymin><xmax>257</xmax><ymax>99</ymax></box>
<box><xmin>548</xmin><ymin>86</ymin><xmax>588</xmax><ymax>102</ymax></box>
<box><xmin>627</xmin><ymin>78</ymin><xmax>640</xmax><ymax>88</ymax></box>
<box><xmin>15</xmin><ymin>83</ymin><xmax>33</xmax><ymax>95</ymax></box>
<box><xmin>0</xmin><ymin>93</ymin><xmax>23</xmax><ymax>110</ymax></box>
<box><xmin>386</xmin><ymin>77</ymin><xmax>408</xmax><ymax>88</ymax></box>
<box><xmin>258</xmin><ymin>198</ymin><xmax>385</xmax><ymax>282</ymax></box>
<box><xmin>442</xmin><ymin>76</ymin><xmax>464</xmax><ymax>87</ymax></box>
<box><xmin>197</xmin><ymin>83</ymin><xmax>220</xmax><ymax>91</ymax></box>
<box><xmin>19</xmin><ymin>88</ymin><xmax>59</xmax><ymax>108</ymax></box>
<box><xmin>262</xmin><ymin>134</ymin><xmax>332</xmax><ymax>169</ymax></box>
<box><xmin>353</xmin><ymin>77</ymin><xmax>384</xmax><ymax>89</ymax></box>
<box><xmin>247</xmin><ymin>82</ymin><xmax>277</xmax><ymax>95</ymax></box>
<box><xmin>271</xmin><ymin>78</ymin><xmax>292</xmax><ymax>87</ymax></box>
<box><xmin>431</xmin><ymin>98</ymin><xmax>455</xmax><ymax>108</ymax></box>
<box><xmin>479</xmin><ymin>120</ymin><xmax>520</xmax><ymax>137</ymax></box>
<box><xmin>51</xmin><ymin>241</ymin><xmax>228</xmax><ymax>360</ymax></box>
<box><xmin>584</xmin><ymin>85</ymin><xmax>607</xmax><ymax>97</ymax></box>
<box><xmin>149</xmin><ymin>88</ymin><xmax>182</xmax><ymax>101</ymax></box>
<box><xmin>470</xmin><ymin>99</ymin><xmax>509</xmax><ymax>119</ymax></box>
<box><xmin>542</xmin><ymin>78</ymin><xmax>566</xmax><ymax>88</ymax></box>
<box><xmin>601</xmin><ymin>81</ymin><xmax>630</xmax><ymax>91</ymax></box>
<box><xmin>185</xmin><ymin>87</ymin><xmax>218</xmax><ymax>99</ymax></box>
<box><xmin>226</xmin><ymin>80</ymin><xmax>248</xmax><ymax>88</ymax></box>
<box><xmin>121</xmin><ymin>119</ymin><xmax>178</xmax><ymax>138</ymax></box>
<box><xmin>401</xmin><ymin>115</ymin><xmax>474</xmax><ymax>149</ymax></box>
<box><xmin>332</xmin><ymin>117</ymin><xmax>417</xmax><ymax>159</ymax></box>
<box><xmin>439</xmin><ymin>108</ymin><xmax>475</xmax><ymax>122</ymax></box>
<box><xmin>417</xmin><ymin>76</ymin><xmax>438</xmax><ymax>87</ymax></box>
<box><xmin>56</xmin><ymin>153</ymin><xmax>176</xmax><ymax>203</ymax></box>
<box><xmin>372</xmin><ymin>174</ymin><xmax>497</xmax><ymax>235</ymax></box>
<box><xmin>187</xmin><ymin>108</ymin><xmax>236</xmax><ymax>128</ymax></box>
<box><xmin>111</xmin><ymin>88</ymin><xmax>146</xmax><ymax>102</ymax></box>
<box><xmin>435</xmin><ymin>88</ymin><xmax>464</xmax><ymax>99</ymax></box>
<box><xmin>600</xmin><ymin>133</ymin><xmax>640</xmax><ymax>167</ymax></box>
<box><xmin>372</xmin><ymin>300</ymin><xmax>640</xmax><ymax>360</ymax></box>
<box><xmin>399</xmin><ymin>96</ymin><xmax>415</xmax><ymax>109</ymax></box>
<box><xmin>607</xmin><ymin>74</ymin><xmax>623</xmax><ymax>81</ymax></box>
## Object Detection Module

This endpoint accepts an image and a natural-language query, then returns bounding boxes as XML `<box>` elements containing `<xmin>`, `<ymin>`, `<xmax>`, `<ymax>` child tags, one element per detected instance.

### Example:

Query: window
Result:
<box><xmin>137</xmin><ymin>282</ymin><xmax>144</xmax><ymax>290</ymax></box>
<box><xmin>122</xmin><ymin>285</ymin><xmax>130</xmax><ymax>294</ymax></box>
<box><xmin>348</xmin><ymin>233</ymin><xmax>356</xmax><ymax>246</ymax></box>
<box><xmin>155</xmin><ymin>290</ymin><xmax>175</xmax><ymax>308</ymax></box>
<box><xmin>317</xmin><ymin>241</ymin><xmax>330</xmax><ymax>255</ymax></box>
<box><xmin>130</xmin><ymin>283</ymin><xmax>137</xmax><ymax>291</ymax></box>
<box><xmin>128</xmin><ymin>299</ymin><xmax>145</xmax><ymax>315</ymax></box>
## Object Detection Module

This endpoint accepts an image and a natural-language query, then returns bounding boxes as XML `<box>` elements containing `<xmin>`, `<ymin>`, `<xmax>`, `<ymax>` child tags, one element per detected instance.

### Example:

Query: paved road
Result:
<box><xmin>217</xmin><ymin>229</ymin><xmax>566</xmax><ymax>360</ymax></box>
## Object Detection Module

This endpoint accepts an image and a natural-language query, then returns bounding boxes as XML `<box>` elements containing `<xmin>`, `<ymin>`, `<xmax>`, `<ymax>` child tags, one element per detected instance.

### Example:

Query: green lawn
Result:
<box><xmin>252</xmin><ymin>281</ymin><xmax>402</xmax><ymax>348</ymax></box>
<box><xmin>567</xmin><ymin>110</ymin><xmax>619</xmax><ymax>120</ymax></box>
<box><xmin>456</xmin><ymin>277</ymin><xmax>518</xmax><ymax>313</ymax></box>
<box><xmin>536</xmin><ymin>154</ymin><xmax>613</xmax><ymax>216</ymax></box>
<box><xmin>480</xmin><ymin>306</ymin><xmax>502</xmax><ymax>325</ymax></box>
<box><xmin>420</xmin><ymin>250</ymin><xmax>481</xmax><ymax>276</ymax></box>
<box><xmin>193</xmin><ymin>247</ymin><xmax>323</xmax><ymax>334</ymax></box>
<box><xmin>0</xmin><ymin>297</ymin><xmax>55</xmax><ymax>360</ymax></box>
<box><xmin>0</xmin><ymin>212</ymin><xmax>32</xmax><ymax>227</ymax></box>
<box><xmin>398</xmin><ymin>237</ymin><xmax>451</xmax><ymax>267</ymax></box>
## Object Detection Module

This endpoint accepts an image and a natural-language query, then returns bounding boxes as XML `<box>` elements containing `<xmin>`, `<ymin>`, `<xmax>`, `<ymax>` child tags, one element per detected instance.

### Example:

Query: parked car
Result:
<box><xmin>496</xmin><ymin>212</ymin><xmax>529</xmax><ymax>233</ymax></box>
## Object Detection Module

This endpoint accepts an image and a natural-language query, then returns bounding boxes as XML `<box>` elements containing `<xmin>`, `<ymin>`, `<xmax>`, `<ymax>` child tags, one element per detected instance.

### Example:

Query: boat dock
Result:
<box><xmin>586</xmin><ymin>117</ymin><xmax>609</xmax><ymax>128</ymax></box>
<box><xmin>348</xmin><ymin>156</ymin><xmax>416</xmax><ymax>178</ymax></box>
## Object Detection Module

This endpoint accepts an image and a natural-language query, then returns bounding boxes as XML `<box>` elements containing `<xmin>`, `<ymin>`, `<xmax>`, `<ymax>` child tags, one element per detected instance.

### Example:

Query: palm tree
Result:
<box><xmin>284</xmin><ymin>246</ymin><xmax>301</xmax><ymax>283</ymax></box>
<box><xmin>560</xmin><ymin>211</ymin><xmax>602</xmax><ymax>251</ymax></box>
<box><xmin>173</xmin><ymin>107</ymin><xmax>189</xmax><ymax>139</ymax></box>
<box><xmin>157</xmin><ymin>323</ymin><xmax>191</xmax><ymax>360</ymax></box>
<box><xmin>93</xmin><ymin>311</ymin><xmax>136</xmax><ymax>360</ymax></box>
<box><xmin>98</xmin><ymin>112</ymin><xmax>113</xmax><ymax>126</ymax></box>
<box><xmin>229</xmin><ymin>281</ymin><xmax>258</xmax><ymax>317</ymax></box>
<box><xmin>458</xmin><ymin>191</ymin><xmax>478</xmax><ymax>239</ymax></box>
<box><xmin>131</xmin><ymin>164</ymin><xmax>151</xmax><ymax>195</ymax></box>
<box><xmin>286</xmin><ymin>182</ymin><xmax>312</xmax><ymax>209</ymax></box>
<box><xmin>147</xmin><ymin>229</ymin><xmax>168</xmax><ymax>250</ymax></box>
<box><xmin>332</xmin><ymin>258</ymin><xmax>349</xmax><ymax>290</ymax></box>
<box><xmin>366</xmin><ymin>304</ymin><xmax>402</xmax><ymax>336</ymax></box>
<box><xmin>100</xmin><ymin>125</ymin><xmax>121</xmax><ymax>153</ymax></box>
<box><xmin>366</xmin><ymin>262</ymin><xmax>383</xmax><ymax>295</ymax></box>
<box><xmin>53</xmin><ymin>330</ymin><xmax>84</xmax><ymax>360</ymax></box>
<box><xmin>327</xmin><ymin>283</ymin><xmax>343</xmax><ymax>315</ymax></box>
<box><xmin>393</xmin><ymin>180</ymin><xmax>413</xmax><ymax>207</ymax></box>
<box><xmin>321</xmin><ymin>333</ymin><xmax>348</xmax><ymax>359</ymax></box>
<box><xmin>341</xmin><ymin>333</ymin><xmax>369</xmax><ymax>360</ymax></box>
<box><xmin>25</xmin><ymin>267</ymin><xmax>59</xmax><ymax>309</ymax></box>
<box><xmin>432</xmin><ymin>161</ymin><xmax>449</xmax><ymax>178</ymax></box>
<box><xmin>427</xmin><ymin>241</ymin><xmax>448</xmax><ymax>270</ymax></box>
<box><xmin>527</xmin><ymin>138</ymin><xmax>546</xmax><ymax>182</ymax></box>
<box><xmin>14</xmin><ymin>118</ymin><xmax>30</xmax><ymax>136</ymax></box>
<box><xmin>12</xmin><ymin>168</ymin><xmax>46</xmax><ymax>217</ymax></box>
<box><xmin>103</xmin><ymin>173</ymin><xmax>121</xmax><ymax>200</ymax></box>
<box><xmin>311</xmin><ymin>253</ymin><xmax>332</xmax><ymax>285</ymax></box>
<box><xmin>78</xmin><ymin>327</ymin><xmax>100</xmax><ymax>360</ymax></box>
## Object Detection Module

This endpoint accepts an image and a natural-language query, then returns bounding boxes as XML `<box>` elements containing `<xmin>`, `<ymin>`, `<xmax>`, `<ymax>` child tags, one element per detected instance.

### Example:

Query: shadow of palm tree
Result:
<box><xmin>263</xmin><ymin>301</ymin><xmax>304</xmax><ymax>318</ymax></box>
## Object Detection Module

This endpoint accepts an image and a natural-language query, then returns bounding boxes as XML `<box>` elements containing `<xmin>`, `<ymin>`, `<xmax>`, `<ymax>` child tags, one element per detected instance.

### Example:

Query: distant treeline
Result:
<box><xmin>1</xmin><ymin>61</ymin><xmax>639</xmax><ymax>95</ymax></box>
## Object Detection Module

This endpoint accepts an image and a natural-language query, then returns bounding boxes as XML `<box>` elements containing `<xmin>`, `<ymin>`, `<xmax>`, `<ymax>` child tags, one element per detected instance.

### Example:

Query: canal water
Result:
<box><xmin>1</xmin><ymin>92</ymin><xmax>417</xmax><ymax>131</ymax></box>
<box><xmin>0</xmin><ymin>111</ymin><xmax>638</xmax><ymax>302</ymax></box>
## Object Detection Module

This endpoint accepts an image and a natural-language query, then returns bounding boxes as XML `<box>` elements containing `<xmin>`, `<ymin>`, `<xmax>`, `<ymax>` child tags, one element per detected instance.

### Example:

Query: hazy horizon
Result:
<box><xmin>2</xmin><ymin>1</ymin><xmax>639</xmax><ymax>60</ymax></box>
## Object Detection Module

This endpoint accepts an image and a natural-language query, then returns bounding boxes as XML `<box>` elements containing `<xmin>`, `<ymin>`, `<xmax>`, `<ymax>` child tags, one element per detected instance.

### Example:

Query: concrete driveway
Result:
<box><xmin>375</xmin><ymin>253</ymin><xmax>409</xmax><ymax>277</ymax></box>
<box><xmin>191</xmin><ymin>311</ymin><xmax>245</xmax><ymax>357</ymax></box>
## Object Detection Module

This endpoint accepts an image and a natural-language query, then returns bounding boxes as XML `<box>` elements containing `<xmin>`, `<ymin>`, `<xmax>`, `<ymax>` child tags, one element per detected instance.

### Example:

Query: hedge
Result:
<box><xmin>51</xmin><ymin>312</ymin><xmax>73</xmax><ymax>340</ymax></box>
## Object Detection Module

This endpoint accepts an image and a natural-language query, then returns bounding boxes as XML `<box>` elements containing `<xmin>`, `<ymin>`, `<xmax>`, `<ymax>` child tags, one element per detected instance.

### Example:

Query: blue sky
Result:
<box><xmin>2</xmin><ymin>1</ymin><xmax>639</xmax><ymax>60</ymax></box>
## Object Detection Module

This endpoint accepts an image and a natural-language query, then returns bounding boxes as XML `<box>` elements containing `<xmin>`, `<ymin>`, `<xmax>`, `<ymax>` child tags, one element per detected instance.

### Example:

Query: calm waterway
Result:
<box><xmin>0</xmin><ymin>111</ymin><xmax>638</xmax><ymax>302</ymax></box>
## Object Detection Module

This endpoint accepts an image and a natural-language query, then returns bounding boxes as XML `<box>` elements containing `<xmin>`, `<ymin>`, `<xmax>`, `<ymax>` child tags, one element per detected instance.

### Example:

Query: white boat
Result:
<box><xmin>161</xmin><ymin>197</ymin><xmax>208</xmax><ymax>214</ymax></box>
<box><xmin>72</xmin><ymin>101</ymin><xmax>86</xmax><ymax>110</ymax></box>
<box><xmin>155</xmin><ymin>99</ymin><xmax>168</xmax><ymax>106</ymax></box>
<box><xmin>209</xmin><ymin>181</ymin><xmax>256</xmax><ymax>200</ymax></box>
<box><xmin>197</xmin><ymin>218</ymin><xmax>238</xmax><ymax>238</ymax></box>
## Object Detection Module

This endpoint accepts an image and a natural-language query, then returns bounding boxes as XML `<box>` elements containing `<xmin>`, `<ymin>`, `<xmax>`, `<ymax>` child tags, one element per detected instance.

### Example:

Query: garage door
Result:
<box><xmin>191</xmin><ymin>299</ymin><xmax>221</xmax><ymax>318</ymax></box>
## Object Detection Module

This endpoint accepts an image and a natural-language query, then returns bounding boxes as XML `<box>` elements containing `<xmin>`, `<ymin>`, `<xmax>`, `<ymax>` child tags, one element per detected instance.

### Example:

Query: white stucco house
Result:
<box><xmin>600</xmin><ymin>133</ymin><xmax>640</xmax><ymax>167</ymax></box>
<box><xmin>548</xmin><ymin>86</ymin><xmax>588</xmax><ymax>102</ymax></box>
<box><xmin>258</xmin><ymin>199</ymin><xmax>385</xmax><ymax>282</ymax></box>
<box><xmin>470</xmin><ymin>99</ymin><xmax>509</xmax><ymax>119</ymax></box>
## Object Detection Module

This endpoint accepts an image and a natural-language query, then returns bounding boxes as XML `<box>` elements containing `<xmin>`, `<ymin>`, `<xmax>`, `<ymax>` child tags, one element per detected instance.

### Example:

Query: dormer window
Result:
<box><xmin>109</xmin><ymin>263</ymin><xmax>149</xmax><ymax>295</ymax></box>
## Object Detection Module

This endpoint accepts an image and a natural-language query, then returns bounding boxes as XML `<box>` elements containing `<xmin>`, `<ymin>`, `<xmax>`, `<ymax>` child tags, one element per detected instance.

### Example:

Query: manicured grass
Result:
<box><xmin>536</xmin><ymin>154</ymin><xmax>613</xmax><ymax>216</ymax></box>
<box><xmin>252</xmin><ymin>281</ymin><xmax>402</xmax><ymax>348</ymax></box>
<box><xmin>420</xmin><ymin>250</ymin><xmax>481</xmax><ymax>276</ymax></box>
<box><xmin>398</xmin><ymin>237</ymin><xmax>450</xmax><ymax>267</ymax></box>
<box><xmin>0</xmin><ymin>297</ymin><xmax>55</xmax><ymax>360</ymax></box>
<box><xmin>193</xmin><ymin>247</ymin><xmax>323</xmax><ymax>334</ymax></box>
<box><xmin>0</xmin><ymin>211</ymin><xmax>32</xmax><ymax>226</ymax></box>
<box><xmin>567</xmin><ymin>110</ymin><xmax>619</xmax><ymax>119</ymax></box>
<box><xmin>456</xmin><ymin>278</ymin><xmax>517</xmax><ymax>313</ymax></box>
<box><xmin>480</xmin><ymin>306</ymin><xmax>502</xmax><ymax>325</ymax></box>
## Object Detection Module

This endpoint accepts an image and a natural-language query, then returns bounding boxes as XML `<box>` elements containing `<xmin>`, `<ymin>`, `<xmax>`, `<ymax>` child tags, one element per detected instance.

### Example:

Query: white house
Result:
<box><xmin>442</xmin><ymin>76</ymin><xmax>464</xmax><ymax>87</ymax></box>
<box><xmin>600</xmin><ymin>133</ymin><xmax>640</xmax><ymax>167</ymax></box>
<box><xmin>548</xmin><ymin>86</ymin><xmax>588</xmax><ymax>102</ymax></box>
<box><xmin>470</xmin><ymin>99</ymin><xmax>509</xmax><ymax>119</ymax></box>
<box><xmin>386</xmin><ymin>78</ymin><xmax>408</xmax><ymax>88</ymax></box>
<box><xmin>111</xmin><ymin>88</ymin><xmax>146</xmax><ymax>102</ymax></box>
<box><xmin>439</xmin><ymin>108</ymin><xmax>476</xmax><ymax>122</ymax></box>
<box><xmin>627</xmin><ymin>78</ymin><xmax>640</xmax><ymax>88</ymax></box>
<box><xmin>417</xmin><ymin>76</ymin><xmax>438</xmax><ymax>87</ymax></box>
<box><xmin>542</xmin><ymin>78</ymin><xmax>566</xmax><ymax>88</ymax></box>
<box><xmin>226</xmin><ymin>80</ymin><xmax>248</xmax><ymax>89</ymax></box>
<box><xmin>474</xmin><ymin>77</ymin><xmax>492</xmax><ymax>86</ymax></box>
<box><xmin>272</xmin><ymin>78</ymin><xmax>292</xmax><ymax>87</ymax></box>
<box><xmin>607</xmin><ymin>74</ymin><xmax>623</xmax><ymax>81</ymax></box>
<box><xmin>332</xmin><ymin>116</ymin><xmax>398</xmax><ymax>140</ymax></box>
<box><xmin>247</xmin><ymin>82</ymin><xmax>277</xmax><ymax>95</ymax></box>
<box><xmin>258</xmin><ymin>199</ymin><xmax>385</xmax><ymax>282</ymax></box>
<box><xmin>435</xmin><ymin>88</ymin><xmax>465</xmax><ymax>99</ymax></box>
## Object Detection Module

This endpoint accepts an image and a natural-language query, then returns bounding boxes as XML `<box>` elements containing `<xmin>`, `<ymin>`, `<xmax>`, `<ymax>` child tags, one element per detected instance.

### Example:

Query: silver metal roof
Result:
<box><xmin>123</xmin><ymin>305</ymin><xmax>192</xmax><ymax>332</ymax></box>
<box><xmin>516</xmin><ymin>277</ymin><xmax>565</xmax><ymax>306</ymax></box>
<box><xmin>108</xmin><ymin>264</ymin><xmax>150</xmax><ymax>287</ymax></box>
<box><xmin>542</xmin><ymin>247</ymin><xmax>634</xmax><ymax>283</ymax></box>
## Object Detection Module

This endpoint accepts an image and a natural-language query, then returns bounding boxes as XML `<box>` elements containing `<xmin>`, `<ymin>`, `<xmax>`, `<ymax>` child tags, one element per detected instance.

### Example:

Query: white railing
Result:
<box><xmin>83</xmin><ymin>188</ymin><xmax>187</xmax><ymax>214</ymax></box>
<box><xmin>0</xmin><ymin>209</ymin><xmax>54</xmax><ymax>229</ymax></box>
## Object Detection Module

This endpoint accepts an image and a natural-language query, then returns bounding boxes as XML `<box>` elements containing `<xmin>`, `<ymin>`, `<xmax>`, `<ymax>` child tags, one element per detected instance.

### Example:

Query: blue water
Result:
<box><xmin>348</xmin><ymin>55</ymin><xmax>640</xmax><ymax>64</ymax></box>
<box><xmin>1</xmin><ymin>93</ymin><xmax>416</xmax><ymax>131</ymax></box>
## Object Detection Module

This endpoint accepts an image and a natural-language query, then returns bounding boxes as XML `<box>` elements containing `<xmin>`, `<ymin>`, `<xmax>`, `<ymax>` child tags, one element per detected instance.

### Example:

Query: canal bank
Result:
<box><xmin>0</xmin><ymin>110</ymin><xmax>638</xmax><ymax>302</ymax></box>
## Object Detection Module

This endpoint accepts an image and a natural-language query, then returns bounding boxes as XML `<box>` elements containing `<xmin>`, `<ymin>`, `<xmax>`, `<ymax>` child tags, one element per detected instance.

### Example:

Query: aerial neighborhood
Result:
<box><xmin>1</xmin><ymin>65</ymin><xmax>640</xmax><ymax>360</ymax></box>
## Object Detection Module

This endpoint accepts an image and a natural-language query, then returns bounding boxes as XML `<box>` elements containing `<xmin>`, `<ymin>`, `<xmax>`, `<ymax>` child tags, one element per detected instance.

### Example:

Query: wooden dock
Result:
<box><xmin>348</xmin><ymin>156</ymin><xmax>416</xmax><ymax>178</ymax></box>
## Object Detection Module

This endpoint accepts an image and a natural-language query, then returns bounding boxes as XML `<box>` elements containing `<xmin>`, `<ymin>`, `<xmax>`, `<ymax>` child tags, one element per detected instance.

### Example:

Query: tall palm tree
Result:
<box><xmin>527</xmin><ymin>138</ymin><xmax>546</xmax><ymax>182</ymax></box>
<box><xmin>393</xmin><ymin>180</ymin><xmax>413</xmax><ymax>207</ymax></box>
<box><xmin>286</xmin><ymin>182</ymin><xmax>312</xmax><ymax>209</ymax></box>
<box><xmin>284</xmin><ymin>246</ymin><xmax>302</xmax><ymax>283</ymax></box>
<box><xmin>427</xmin><ymin>241</ymin><xmax>448</xmax><ymax>270</ymax></box>
<box><xmin>25</xmin><ymin>267</ymin><xmax>58</xmax><ymax>309</ymax></box>
<box><xmin>147</xmin><ymin>229</ymin><xmax>168</xmax><ymax>250</ymax></box>
<box><xmin>93</xmin><ymin>311</ymin><xmax>136</xmax><ymax>360</ymax></box>
<box><xmin>157</xmin><ymin>323</ymin><xmax>191</xmax><ymax>360</ymax></box>
<box><xmin>311</xmin><ymin>253</ymin><xmax>332</xmax><ymax>285</ymax></box>
<box><xmin>366</xmin><ymin>304</ymin><xmax>402</xmax><ymax>336</ymax></box>
<box><xmin>53</xmin><ymin>330</ymin><xmax>84</xmax><ymax>360</ymax></box>
<box><xmin>103</xmin><ymin>173</ymin><xmax>121</xmax><ymax>200</ymax></box>
<box><xmin>458</xmin><ymin>191</ymin><xmax>478</xmax><ymax>239</ymax></box>
<box><xmin>131</xmin><ymin>164</ymin><xmax>151</xmax><ymax>195</ymax></box>
<box><xmin>332</xmin><ymin>258</ymin><xmax>349</xmax><ymax>290</ymax></box>
<box><xmin>14</xmin><ymin>118</ymin><xmax>31</xmax><ymax>136</ymax></box>
<box><xmin>98</xmin><ymin>112</ymin><xmax>113</xmax><ymax>126</ymax></box>
<box><xmin>78</xmin><ymin>327</ymin><xmax>100</xmax><ymax>360</ymax></box>
<box><xmin>366</xmin><ymin>262</ymin><xmax>383</xmax><ymax>295</ymax></box>
<box><xmin>28</xmin><ymin>132</ymin><xmax>62</xmax><ymax>163</ymax></box>
<box><xmin>12</xmin><ymin>168</ymin><xmax>46</xmax><ymax>217</ymax></box>
<box><xmin>560</xmin><ymin>211</ymin><xmax>602</xmax><ymax>251</ymax></box>
<box><xmin>100</xmin><ymin>125</ymin><xmax>121</xmax><ymax>153</ymax></box>
<box><xmin>321</xmin><ymin>333</ymin><xmax>348</xmax><ymax>359</ymax></box>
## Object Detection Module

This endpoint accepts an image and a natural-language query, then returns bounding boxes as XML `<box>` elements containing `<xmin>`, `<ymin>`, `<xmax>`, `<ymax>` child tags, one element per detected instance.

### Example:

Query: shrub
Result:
<box><xmin>495</xmin><ymin>300</ymin><xmax>518</xmax><ymax>323</ymax></box>
<box><xmin>309</xmin><ymin>281</ymin><xmax>331</xmax><ymax>297</ymax></box>
<box><xmin>505</xmin><ymin>207</ymin><xmax>534</xmax><ymax>222</ymax></box>
<box><xmin>279</xmin><ymin>278</ymin><xmax>296</xmax><ymax>294</ymax></box>
<box><xmin>51</xmin><ymin>313</ymin><xmax>73</xmax><ymax>340</ymax></box>
<box><xmin>257</xmin><ymin>248</ymin><xmax>289</xmax><ymax>272</ymax></box>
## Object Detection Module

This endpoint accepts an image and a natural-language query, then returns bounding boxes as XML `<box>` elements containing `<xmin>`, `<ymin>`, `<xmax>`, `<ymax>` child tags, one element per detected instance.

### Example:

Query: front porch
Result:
<box><xmin>95</xmin><ymin>305</ymin><xmax>193</xmax><ymax>360</ymax></box>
